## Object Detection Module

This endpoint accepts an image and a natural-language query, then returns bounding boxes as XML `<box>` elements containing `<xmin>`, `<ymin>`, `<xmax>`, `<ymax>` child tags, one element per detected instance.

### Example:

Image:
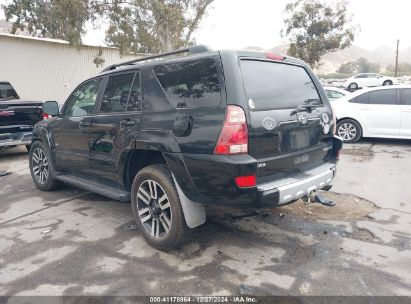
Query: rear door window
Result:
<box><xmin>100</xmin><ymin>73</ymin><xmax>135</xmax><ymax>113</ymax></box>
<box><xmin>400</xmin><ymin>89</ymin><xmax>411</xmax><ymax>105</ymax></box>
<box><xmin>352</xmin><ymin>93</ymin><xmax>369</xmax><ymax>104</ymax></box>
<box><xmin>368</xmin><ymin>89</ymin><xmax>397</xmax><ymax>105</ymax></box>
<box><xmin>240</xmin><ymin>60</ymin><xmax>321</xmax><ymax>111</ymax></box>
<box><xmin>153</xmin><ymin>58</ymin><xmax>222</xmax><ymax>109</ymax></box>
<box><xmin>126</xmin><ymin>72</ymin><xmax>142</xmax><ymax>112</ymax></box>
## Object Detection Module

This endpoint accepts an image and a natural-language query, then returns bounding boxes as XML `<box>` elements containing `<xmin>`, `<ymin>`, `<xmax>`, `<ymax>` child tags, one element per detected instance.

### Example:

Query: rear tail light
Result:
<box><xmin>235</xmin><ymin>175</ymin><xmax>256</xmax><ymax>188</ymax></box>
<box><xmin>214</xmin><ymin>105</ymin><xmax>248</xmax><ymax>155</ymax></box>
<box><xmin>42</xmin><ymin>113</ymin><xmax>52</xmax><ymax>120</ymax></box>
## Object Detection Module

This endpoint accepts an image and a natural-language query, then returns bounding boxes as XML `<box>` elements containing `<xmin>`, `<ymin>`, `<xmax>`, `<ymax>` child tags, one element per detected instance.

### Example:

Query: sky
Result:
<box><xmin>1</xmin><ymin>0</ymin><xmax>410</xmax><ymax>51</ymax></box>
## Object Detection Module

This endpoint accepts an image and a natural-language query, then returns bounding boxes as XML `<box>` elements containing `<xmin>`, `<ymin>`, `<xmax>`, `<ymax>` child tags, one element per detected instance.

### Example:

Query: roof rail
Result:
<box><xmin>101</xmin><ymin>45</ymin><xmax>212</xmax><ymax>73</ymax></box>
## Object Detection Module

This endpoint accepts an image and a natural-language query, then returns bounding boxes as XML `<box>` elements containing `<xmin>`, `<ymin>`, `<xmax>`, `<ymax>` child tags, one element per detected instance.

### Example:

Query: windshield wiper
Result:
<box><xmin>290</xmin><ymin>99</ymin><xmax>322</xmax><ymax>116</ymax></box>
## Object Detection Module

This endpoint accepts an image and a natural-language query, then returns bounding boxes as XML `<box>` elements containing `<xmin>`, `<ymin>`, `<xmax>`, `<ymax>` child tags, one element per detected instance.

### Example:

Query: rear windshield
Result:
<box><xmin>153</xmin><ymin>58</ymin><xmax>222</xmax><ymax>109</ymax></box>
<box><xmin>0</xmin><ymin>82</ymin><xmax>19</xmax><ymax>100</ymax></box>
<box><xmin>240</xmin><ymin>60</ymin><xmax>321</xmax><ymax>111</ymax></box>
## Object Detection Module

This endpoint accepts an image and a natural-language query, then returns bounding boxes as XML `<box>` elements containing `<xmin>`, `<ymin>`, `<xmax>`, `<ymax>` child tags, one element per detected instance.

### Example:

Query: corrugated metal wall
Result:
<box><xmin>0</xmin><ymin>35</ymin><xmax>141</xmax><ymax>103</ymax></box>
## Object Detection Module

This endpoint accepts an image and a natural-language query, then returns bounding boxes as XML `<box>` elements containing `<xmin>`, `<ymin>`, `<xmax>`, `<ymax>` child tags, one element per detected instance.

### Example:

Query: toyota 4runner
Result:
<box><xmin>30</xmin><ymin>46</ymin><xmax>342</xmax><ymax>250</ymax></box>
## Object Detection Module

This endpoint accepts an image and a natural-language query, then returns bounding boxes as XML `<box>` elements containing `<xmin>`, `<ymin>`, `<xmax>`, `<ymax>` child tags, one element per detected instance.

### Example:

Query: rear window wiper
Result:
<box><xmin>290</xmin><ymin>99</ymin><xmax>322</xmax><ymax>116</ymax></box>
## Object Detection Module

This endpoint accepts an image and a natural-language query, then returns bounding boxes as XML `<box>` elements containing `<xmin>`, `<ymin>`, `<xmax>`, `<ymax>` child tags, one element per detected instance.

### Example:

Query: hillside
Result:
<box><xmin>268</xmin><ymin>44</ymin><xmax>411</xmax><ymax>75</ymax></box>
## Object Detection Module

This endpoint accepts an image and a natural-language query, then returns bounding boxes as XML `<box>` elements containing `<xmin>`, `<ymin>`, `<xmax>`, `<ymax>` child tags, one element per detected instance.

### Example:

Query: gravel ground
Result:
<box><xmin>0</xmin><ymin>139</ymin><xmax>410</xmax><ymax>296</ymax></box>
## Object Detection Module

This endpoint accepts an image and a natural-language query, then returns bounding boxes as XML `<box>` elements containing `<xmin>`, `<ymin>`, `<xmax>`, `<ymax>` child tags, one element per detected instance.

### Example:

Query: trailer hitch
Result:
<box><xmin>303</xmin><ymin>191</ymin><xmax>336</xmax><ymax>207</ymax></box>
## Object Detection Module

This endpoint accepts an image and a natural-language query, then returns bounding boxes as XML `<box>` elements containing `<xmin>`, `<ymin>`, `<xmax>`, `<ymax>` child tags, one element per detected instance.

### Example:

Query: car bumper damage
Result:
<box><xmin>257</xmin><ymin>162</ymin><xmax>336</xmax><ymax>206</ymax></box>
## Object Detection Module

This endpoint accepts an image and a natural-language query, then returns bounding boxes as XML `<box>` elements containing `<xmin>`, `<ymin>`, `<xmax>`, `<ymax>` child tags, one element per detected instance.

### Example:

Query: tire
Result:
<box><xmin>29</xmin><ymin>141</ymin><xmax>61</xmax><ymax>191</ymax></box>
<box><xmin>131</xmin><ymin>164</ymin><xmax>187</xmax><ymax>251</ymax></box>
<box><xmin>348</xmin><ymin>82</ymin><xmax>358</xmax><ymax>90</ymax></box>
<box><xmin>383</xmin><ymin>80</ymin><xmax>393</xmax><ymax>86</ymax></box>
<box><xmin>337</xmin><ymin>119</ymin><xmax>362</xmax><ymax>143</ymax></box>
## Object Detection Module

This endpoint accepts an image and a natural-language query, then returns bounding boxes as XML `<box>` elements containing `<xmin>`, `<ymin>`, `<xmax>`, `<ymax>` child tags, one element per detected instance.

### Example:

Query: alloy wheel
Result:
<box><xmin>32</xmin><ymin>148</ymin><xmax>49</xmax><ymax>184</ymax></box>
<box><xmin>136</xmin><ymin>180</ymin><xmax>172</xmax><ymax>239</ymax></box>
<box><xmin>338</xmin><ymin>123</ymin><xmax>357</xmax><ymax>141</ymax></box>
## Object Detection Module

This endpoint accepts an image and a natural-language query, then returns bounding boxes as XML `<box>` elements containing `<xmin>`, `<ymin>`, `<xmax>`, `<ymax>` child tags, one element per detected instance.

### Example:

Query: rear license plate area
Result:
<box><xmin>282</xmin><ymin>127</ymin><xmax>321</xmax><ymax>152</ymax></box>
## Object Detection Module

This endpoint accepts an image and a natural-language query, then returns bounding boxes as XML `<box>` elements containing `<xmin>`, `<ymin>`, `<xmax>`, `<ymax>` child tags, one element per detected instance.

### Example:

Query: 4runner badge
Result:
<box><xmin>262</xmin><ymin>117</ymin><xmax>277</xmax><ymax>130</ymax></box>
<box><xmin>297</xmin><ymin>113</ymin><xmax>308</xmax><ymax>125</ymax></box>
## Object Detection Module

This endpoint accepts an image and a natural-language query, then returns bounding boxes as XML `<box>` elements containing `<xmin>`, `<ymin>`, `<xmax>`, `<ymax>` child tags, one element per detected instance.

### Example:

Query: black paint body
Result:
<box><xmin>32</xmin><ymin>50</ymin><xmax>340</xmax><ymax>207</ymax></box>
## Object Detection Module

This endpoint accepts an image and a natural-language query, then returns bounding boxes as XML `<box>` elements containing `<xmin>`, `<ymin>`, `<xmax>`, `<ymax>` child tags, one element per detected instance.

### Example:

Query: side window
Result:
<box><xmin>100</xmin><ymin>73</ymin><xmax>135</xmax><ymax>113</ymax></box>
<box><xmin>326</xmin><ymin>91</ymin><xmax>333</xmax><ymax>98</ymax></box>
<box><xmin>0</xmin><ymin>82</ymin><xmax>19</xmax><ymax>99</ymax></box>
<box><xmin>327</xmin><ymin>90</ymin><xmax>344</xmax><ymax>99</ymax></box>
<box><xmin>400</xmin><ymin>89</ymin><xmax>411</xmax><ymax>105</ymax></box>
<box><xmin>126</xmin><ymin>72</ymin><xmax>142</xmax><ymax>112</ymax></box>
<box><xmin>353</xmin><ymin>93</ymin><xmax>369</xmax><ymax>104</ymax></box>
<box><xmin>64</xmin><ymin>78</ymin><xmax>102</xmax><ymax>117</ymax></box>
<box><xmin>355</xmin><ymin>74</ymin><xmax>366</xmax><ymax>79</ymax></box>
<box><xmin>369</xmin><ymin>89</ymin><xmax>397</xmax><ymax>105</ymax></box>
<box><xmin>153</xmin><ymin>58</ymin><xmax>222</xmax><ymax>109</ymax></box>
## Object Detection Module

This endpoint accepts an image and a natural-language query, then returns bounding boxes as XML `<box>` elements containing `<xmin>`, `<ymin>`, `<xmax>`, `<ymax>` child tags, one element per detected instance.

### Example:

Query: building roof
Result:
<box><xmin>0</xmin><ymin>32</ymin><xmax>133</xmax><ymax>52</ymax></box>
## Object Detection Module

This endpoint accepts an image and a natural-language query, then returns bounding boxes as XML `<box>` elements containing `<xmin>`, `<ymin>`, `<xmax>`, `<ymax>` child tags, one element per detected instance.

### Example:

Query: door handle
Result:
<box><xmin>79</xmin><ymin>121</ymin><xmax>91</xmax><ymax>128</ymax></box>
<box><xmin>120</xmin><ymin>119</ymin><xmax>136</xmax><ymax>128</ymax></box>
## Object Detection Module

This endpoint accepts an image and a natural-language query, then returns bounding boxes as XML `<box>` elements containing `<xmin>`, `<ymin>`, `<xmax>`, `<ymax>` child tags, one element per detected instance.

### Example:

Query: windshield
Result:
<box><xmin>0</xmin><ymin>82</ymin><xmax>19</xmax><ymax>100</ymax></box>
<box><xmin>240</xmin><ymin>60</ymin><xmax>321</xmax><ymax>111</ymax></box>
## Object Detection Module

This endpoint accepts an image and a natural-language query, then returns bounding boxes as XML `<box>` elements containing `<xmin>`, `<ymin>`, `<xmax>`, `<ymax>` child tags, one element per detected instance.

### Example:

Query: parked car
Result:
<box><xmin>0</xmin><ymin>81</ymin><xmax>45</xmax><ymax>151</ymax></box>
<box><xmin>333</xmin><ymin>85</ymin><xmax>411</xmax><ymax>142</ymax></box>
<box><xmin>343</xmin><ymin>73</ymin><xmax>397</xmax><ymax>90</ymax></box>
<box><xmin>324</xmin><ymin>86</ymin><xmax>350</xmax><ymax>101</ymax></box>
<box><xmin>32</xmin><ymin>46</ymin><xmax>342</xmax><ymax>250</ymax></box>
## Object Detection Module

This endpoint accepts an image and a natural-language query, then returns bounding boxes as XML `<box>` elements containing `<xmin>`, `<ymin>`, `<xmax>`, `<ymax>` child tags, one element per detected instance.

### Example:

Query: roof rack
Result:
<box><xmin>101</xmin><ymin>45</ymin><xmax>212</xmax><ymax>73</ymax></box>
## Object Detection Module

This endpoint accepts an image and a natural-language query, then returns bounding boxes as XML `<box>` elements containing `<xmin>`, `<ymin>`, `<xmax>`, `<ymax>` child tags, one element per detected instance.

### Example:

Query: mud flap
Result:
<box><xmin>172</xmin><ymin>175</ymin><xmax>206</xmax><ymax>228</ymax></box>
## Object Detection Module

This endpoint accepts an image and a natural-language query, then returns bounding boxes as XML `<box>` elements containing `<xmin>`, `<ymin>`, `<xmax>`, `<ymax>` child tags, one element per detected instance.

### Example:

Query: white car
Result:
<box><xmin>332</xmin><ymin>85</ymin><xmax>411</xmax><ymax>142</ymax></box>
<box><xmin>324</xmin><ymin>86</ymin><xmax>350</xmax><ymax>101</ymax></box>
<box><xmin>343</xmin><ymin>73</ymin><xmax>397</xmax><ymax>90</ymax></box>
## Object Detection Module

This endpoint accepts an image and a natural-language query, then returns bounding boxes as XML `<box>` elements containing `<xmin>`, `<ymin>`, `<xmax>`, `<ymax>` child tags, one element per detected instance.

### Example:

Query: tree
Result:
<box><xmin>337</xmin><ymin>58</ymin><xmax>380</xmax><ymax>74</ymax></box>
<box><xmin>3</xmin><ymin>0</ymin><xmax>90</xmax><ymax>45</ymax></box>
<box><xmin>337</xmin><ymin>61</ymin><xmax>357</xmax><ymax>74</ymax></box>
<box><xmin>2</xmin><ymin>0</ymin><xmax>214</xmax><ymax>53</ymax></box>
<box><xmin>94</xmin><ymin>0</ymin><xmax>214</xmax><ymax>53</ymax></box>
<box><xmin>356</xmin><ymin>57</ymin><xmax>380</xmax><ymax>73</ymax></box>
<box><xmin>281</xmin><ymin>0</ymin><xmax>357</xmax><ymax>69</ymax></box>
<box><xmin>337</xmin><ymin>57</ymin><xmax>380</xmax><ymax>74</ymax></box>
<box><xmin>386</xmin><ymin>63</ymin><xmax>411</xmax><ymax>73</ymax></box>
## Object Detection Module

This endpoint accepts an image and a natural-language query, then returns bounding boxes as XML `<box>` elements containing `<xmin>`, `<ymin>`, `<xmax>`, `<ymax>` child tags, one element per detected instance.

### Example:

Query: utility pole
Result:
<box><xmin>395</xmin><ymin>39</ymin><xmax>399</xmax><ymax>77</ymax></box>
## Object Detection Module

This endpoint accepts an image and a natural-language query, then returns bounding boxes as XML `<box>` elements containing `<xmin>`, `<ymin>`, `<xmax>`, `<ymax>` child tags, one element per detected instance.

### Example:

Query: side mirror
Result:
<box><xmin>42</xmin><ymin>101</ymin><xmax>59</xmax><ymax>116</ymax></box>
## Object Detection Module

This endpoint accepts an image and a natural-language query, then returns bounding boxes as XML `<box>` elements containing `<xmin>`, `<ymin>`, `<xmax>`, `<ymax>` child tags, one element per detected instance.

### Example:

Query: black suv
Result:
<box><xmin>30</xmin><ymin>46</ymin><xmax>342</xmax><ymax>250</ymax></box>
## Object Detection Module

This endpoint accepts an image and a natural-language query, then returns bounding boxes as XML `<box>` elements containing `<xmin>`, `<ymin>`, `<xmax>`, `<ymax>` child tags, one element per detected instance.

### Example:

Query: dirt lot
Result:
<box><xmin>0</xmin><ymin>139</ymin><xmax>411</xmax><ymax>296</ymax></box>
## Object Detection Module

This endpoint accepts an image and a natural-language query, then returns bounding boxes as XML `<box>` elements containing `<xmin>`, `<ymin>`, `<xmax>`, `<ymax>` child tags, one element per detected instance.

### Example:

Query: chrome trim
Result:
<box><xmin>258</xmin><ymin>162</ymin><xmax>336</xmax><ymax>205</ymax></box>
<box><xmin>0</xmin><ymin>132</ymin><xmax>32</xmax><ymax>147</ymax></box>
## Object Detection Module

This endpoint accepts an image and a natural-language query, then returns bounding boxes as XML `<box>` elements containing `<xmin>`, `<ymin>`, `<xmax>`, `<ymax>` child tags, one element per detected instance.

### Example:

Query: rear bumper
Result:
<box><xmin>257</xmin><ymin>162</ymin><xmax>336</xmax><ymax>207</ymax></box>
<box><xmin>0</xmin><ymin>131</ymin><xmax>32</xmax><ymax>147</ymax></box>
<box><xmin>181</xmin><ymin>154</ymin><xmax>338</xmax><ymax>208</ymax></box>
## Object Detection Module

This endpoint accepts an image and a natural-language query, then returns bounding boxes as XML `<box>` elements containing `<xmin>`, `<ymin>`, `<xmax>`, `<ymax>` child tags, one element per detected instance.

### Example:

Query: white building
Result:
<box><xmin>0</xmin><ymin>33</ymin><xmax>142</xmax><ymax>103</ymax></box>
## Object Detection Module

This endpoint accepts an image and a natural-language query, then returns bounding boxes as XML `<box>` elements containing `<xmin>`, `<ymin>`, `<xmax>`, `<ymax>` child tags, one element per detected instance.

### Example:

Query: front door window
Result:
<box><xmin>64</xmin><ymin>78</ymin><xmax>102</xmax><ymax>117</ymax></box>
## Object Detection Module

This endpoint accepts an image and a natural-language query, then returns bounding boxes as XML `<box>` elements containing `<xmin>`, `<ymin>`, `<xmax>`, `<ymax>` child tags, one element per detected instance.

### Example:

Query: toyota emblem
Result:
<box><xmin>297</xmin><ymin>113</ymin><xmax>308</xmax><ymax>125</ymax></box>
<box><xmin>262</xmin><ymin>117</ymin><xmax>277</xmax><ymax>130</ymax></box>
